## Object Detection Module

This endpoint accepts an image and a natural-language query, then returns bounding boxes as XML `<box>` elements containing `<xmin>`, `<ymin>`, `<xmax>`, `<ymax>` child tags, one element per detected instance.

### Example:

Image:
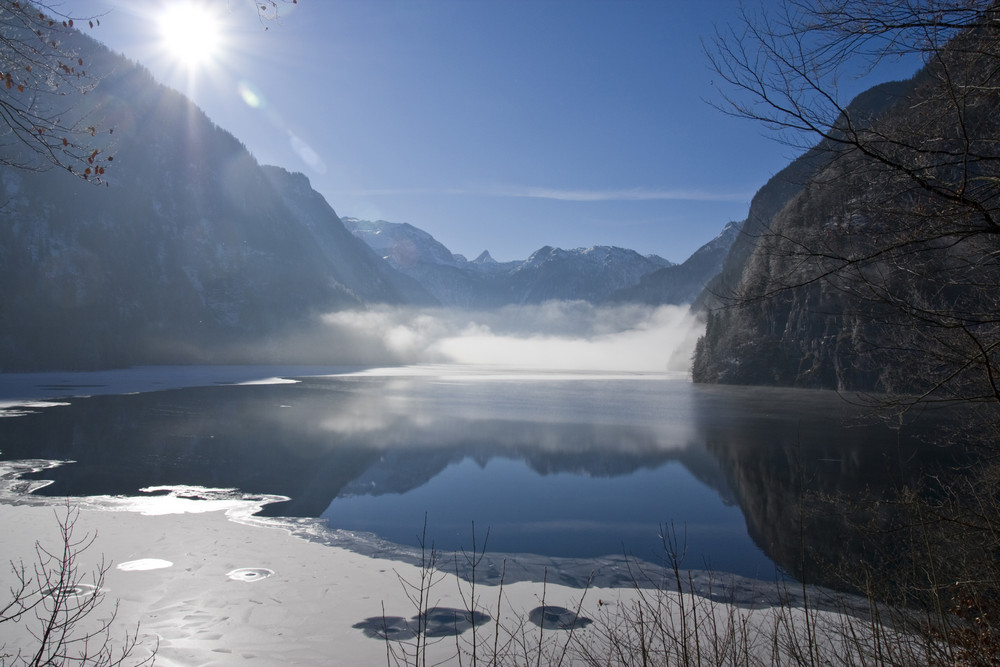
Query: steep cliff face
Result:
<box><xmin>693</xmin><ymin>164</ymin><xmax>898</xmax><ymax>389</ymax></box>
<box><xmin>0</xmin><ymin>34</ymin><xmax>430</xmax><ymax>371</ymax></box>
<box><xmin>691</xmin><ymin>77</ymin><xmax>934</xmax><ymax>391</ymax></box>
<box><xmin>694</xmin><ymin>7</ymin><xmax>1000</xmax><ymax>396</ymax></box>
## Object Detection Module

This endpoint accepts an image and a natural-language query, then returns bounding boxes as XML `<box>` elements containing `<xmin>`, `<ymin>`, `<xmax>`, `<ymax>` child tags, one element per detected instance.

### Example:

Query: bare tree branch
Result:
<box><xmin>0</xmin><ymin>505</ymin><xmax>156</xmax><ymax>667</ymax></box>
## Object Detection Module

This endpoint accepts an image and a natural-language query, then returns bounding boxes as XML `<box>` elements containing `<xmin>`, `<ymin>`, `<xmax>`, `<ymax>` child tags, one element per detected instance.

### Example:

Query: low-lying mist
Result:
<box><xmin>304</xmin><ymin>302</ymin><xmax>704</xmax><ymax>373</ymax></box>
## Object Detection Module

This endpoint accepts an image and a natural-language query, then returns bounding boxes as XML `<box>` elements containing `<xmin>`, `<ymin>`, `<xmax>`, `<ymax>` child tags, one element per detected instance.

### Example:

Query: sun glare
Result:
<box><xmin>157</xmin><ymin>2</ymin><xmax>223</xmax><ymax>69</ymax></box>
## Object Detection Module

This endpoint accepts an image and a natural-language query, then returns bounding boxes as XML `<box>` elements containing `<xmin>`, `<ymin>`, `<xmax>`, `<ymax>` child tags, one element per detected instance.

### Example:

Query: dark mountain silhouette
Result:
<box><xmin>0</xmin><ymin>30</ymin><xmax>432</xmax><ymax>371</ymax></box>
<box><xmin>691</xmin><ymin>78</ymin><xmax>928</xmax><ymax>389</ymax></box>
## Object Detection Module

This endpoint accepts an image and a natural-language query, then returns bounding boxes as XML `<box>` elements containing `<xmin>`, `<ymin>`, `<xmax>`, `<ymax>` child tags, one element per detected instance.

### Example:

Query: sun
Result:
<box><xmin>157</xmin><ymin>2</ymin><xmax>223</xmax><ymax>69</ymax></box>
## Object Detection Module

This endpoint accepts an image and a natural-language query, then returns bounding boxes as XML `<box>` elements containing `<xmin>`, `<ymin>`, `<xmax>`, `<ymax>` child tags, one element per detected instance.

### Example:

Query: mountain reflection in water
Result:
<box><xmin>0</xmin><ymin>367</ymin><xmax>955</xmax><ymax>583</ymax></box>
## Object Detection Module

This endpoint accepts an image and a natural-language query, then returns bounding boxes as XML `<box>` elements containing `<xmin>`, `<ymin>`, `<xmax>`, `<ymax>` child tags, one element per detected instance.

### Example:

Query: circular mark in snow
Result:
<box><xmin>41</xmin><ymin>583</ymin><xmax>98</xmax><ymax>600</ymax></box>
<box><xmin>527</xmin><ymin>605</ymin><xmax>593</xmax><ymax>630</ymax></box>
<box><xmin>354</xmin><ymin>608</ymin><xmax>490</xmax><ymax>641</ymax></box>
<box><xmin>117</xmin><ymin>558</ymin><xmax>173</xmax><ymax>572</ymax></box>
<box><xmin>226</xmin><ymin>567</ymin><xmax>274</xmax><ymax>582</ymax></box>
<box><xmin>419</xmin><ymin>607</ymin><xmax>491</xmax><ymax>638</ymax></box>
<box><xmin>353</xmin><ymin>616</ymin><xmax>417</xmax><ymax>641</ymax></box>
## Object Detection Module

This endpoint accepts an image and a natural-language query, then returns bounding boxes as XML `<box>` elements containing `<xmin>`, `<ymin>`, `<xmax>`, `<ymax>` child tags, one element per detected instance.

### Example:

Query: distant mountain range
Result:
<box><xmin>343</xmin><ymin>217</ymin><xmax>740</xmax><ymax>308</ymax></box>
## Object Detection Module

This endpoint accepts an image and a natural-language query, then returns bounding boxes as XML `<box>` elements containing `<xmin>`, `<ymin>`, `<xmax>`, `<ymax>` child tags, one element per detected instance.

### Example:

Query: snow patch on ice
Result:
<box><xmin>233</xmin><ymin>377</ymin><xmax>300</xmax><ymax>386</ymax></box>
<box><xmin>117</xmin><ymin>558</ymin><xmax>173</xmax><ymax>571</ymax></box>
<box><xmin>0</xmin><ymin>364</ymin><xmax>354</xmax><ymax>411</ymax></box>
<box><xmin>0</xmin><ymin>401</ymin><xmax>71</xmax><ymax>417</ymax></box>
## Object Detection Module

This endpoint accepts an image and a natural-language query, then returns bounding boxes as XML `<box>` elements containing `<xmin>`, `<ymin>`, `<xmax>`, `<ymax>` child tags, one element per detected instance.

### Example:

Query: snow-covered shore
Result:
<box><xmin>0</xmin><ymin>480</ymin><xmax>883</xmax><ymax>666</ymax></box>
<box><xmin>0</xmin><ymin>491</ymin><xmax>612</xmax><ymax>665</ymax></box>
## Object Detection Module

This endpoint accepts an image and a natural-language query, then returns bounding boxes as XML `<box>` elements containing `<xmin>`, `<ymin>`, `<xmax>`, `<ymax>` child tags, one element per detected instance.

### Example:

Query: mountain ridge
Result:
<box><xmin>343</xmin><ymin>216</ymin><xmax>736</xmax><ymax>308</ymax></box>
<box><xmin>0</xmin><ymin>28</ymin><xmax>433</xmax><ymax>371</ymax></box>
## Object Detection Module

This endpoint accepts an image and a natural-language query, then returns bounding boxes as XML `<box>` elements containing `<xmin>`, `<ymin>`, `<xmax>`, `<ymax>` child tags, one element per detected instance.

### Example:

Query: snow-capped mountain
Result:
<box><xmin>507</xmin><ymin>245</ymin><xmax>673</xmax><ymax>303</ymax></box>
<box><xmin>343</xmin><ymin>217</ymin><xmax>676</xmax><ymax>306</ymax></box>
<box><xmin>344</xmin><ymin>217</ymin><xmax>738</xmax><ymax>308</ymax></box>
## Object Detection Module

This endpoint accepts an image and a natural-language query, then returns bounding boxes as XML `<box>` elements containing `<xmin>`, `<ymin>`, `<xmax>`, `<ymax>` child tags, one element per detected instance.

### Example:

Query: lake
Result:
<box><xmin>0</xmin><ymin>364</ymin><xmax>951</xmax><ymax>585</ymax></box>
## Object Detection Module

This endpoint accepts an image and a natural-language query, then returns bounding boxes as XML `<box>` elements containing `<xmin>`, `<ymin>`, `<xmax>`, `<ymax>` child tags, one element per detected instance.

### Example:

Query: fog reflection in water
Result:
<box><xmin>0</xmin><ymin>366</ymin><xmax>946</xmax><ymax>581</ymax></box>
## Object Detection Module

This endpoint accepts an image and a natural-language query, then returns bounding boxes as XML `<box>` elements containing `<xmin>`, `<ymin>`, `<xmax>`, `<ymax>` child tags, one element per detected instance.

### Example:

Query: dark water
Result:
<box><xmin>0</xmin><ymin>366</ymin><xmax>957</xmax><ymax>581</ymax></box>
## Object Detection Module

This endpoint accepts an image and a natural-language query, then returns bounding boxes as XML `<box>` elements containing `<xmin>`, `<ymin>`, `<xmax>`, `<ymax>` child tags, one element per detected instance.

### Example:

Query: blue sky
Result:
<box><xmin>72</xmin><ymin>0</ymin><xmax>916</xmax><ymax>263</ymax></box>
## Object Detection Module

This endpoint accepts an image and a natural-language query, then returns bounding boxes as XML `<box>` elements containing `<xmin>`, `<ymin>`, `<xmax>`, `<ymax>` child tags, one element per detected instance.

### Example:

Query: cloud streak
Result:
<box><xmin>329</xmin><ymin>184</ymin><xmax>751</xmax><ymax>203</ymax></box>
<box><xmin>488</xmin><ymin>185</ymin><xmax>751</xmax><ymax>203</ymax></box>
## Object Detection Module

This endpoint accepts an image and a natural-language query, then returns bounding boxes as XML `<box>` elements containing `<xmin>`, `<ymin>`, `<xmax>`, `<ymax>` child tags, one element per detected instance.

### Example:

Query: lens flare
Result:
<box><xmin>157</xmin><ymin>2</ymin><xmax>223</xmax><ymax>69</ymax></box>
<box><xmin>237</xmin><ymin>81</ymin><xmax>264</xmax><ymax>109</ymax></box>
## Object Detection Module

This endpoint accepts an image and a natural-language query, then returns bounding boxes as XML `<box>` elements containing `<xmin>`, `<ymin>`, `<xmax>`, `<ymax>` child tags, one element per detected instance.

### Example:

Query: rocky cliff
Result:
<box><xmin>692</xmin><ymin>6</ymin><xmax>1000</xmax><ymax>398</ymax></box>
<box><xmin>691</xmin><ymin>78</ymin><xmax>935</xmax><ymax>390</ymax></box>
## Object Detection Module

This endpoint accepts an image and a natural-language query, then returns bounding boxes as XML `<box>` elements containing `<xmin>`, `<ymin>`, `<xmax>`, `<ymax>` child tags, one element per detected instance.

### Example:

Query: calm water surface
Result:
<box><xmin>0</xmin><ymin>365</ymin><xmax>948</xmax><ymax>581</ymax></box>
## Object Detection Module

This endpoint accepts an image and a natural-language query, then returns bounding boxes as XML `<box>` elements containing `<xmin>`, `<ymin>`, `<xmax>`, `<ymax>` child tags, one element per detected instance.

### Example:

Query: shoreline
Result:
<box><xmin>0</xmin><ymin>458</ymin><xmax>801</xmax><ymax>601</ymax></box>
<box><xmin>0</xmin><ymin>485</ymin><xmax>871</xmax><ymax>666</ymax></box>
<box><xmin>0</xmin><ymin>364</ymin><xmax>368</xmax><ymax>410</ymax></box>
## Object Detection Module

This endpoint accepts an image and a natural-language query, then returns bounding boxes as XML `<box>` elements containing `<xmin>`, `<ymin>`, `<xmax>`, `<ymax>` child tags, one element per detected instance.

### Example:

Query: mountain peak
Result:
<box><xmin>473</xmin><ymin>250</ymin><xmax>496</xmax><ymax>264</ymax></box>
<box><xmin>345</xmin><ymin>216</ymin><xmax>731</xmax><ymax>308</ymax></box>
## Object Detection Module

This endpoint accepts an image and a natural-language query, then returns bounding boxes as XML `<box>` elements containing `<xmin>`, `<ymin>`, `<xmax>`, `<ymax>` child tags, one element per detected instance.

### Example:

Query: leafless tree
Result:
<box><xmin>0</xmin><ymin>1</ymin><xmax>116</xmax><ymax>183</ymax></box>
<box><xmin>0</xmin><ymin>0</ymin><xmax>297</xmax><ymax>184</ymax></box>
<box><xmin>0</xmin><ymin>506</ymin><xmax>155</xmax><ymax>666</ymax></box>
<box><xmin>699</xmin><ymin>3</ymin><xmax>1000</xmax><ymax>662</ymax></box>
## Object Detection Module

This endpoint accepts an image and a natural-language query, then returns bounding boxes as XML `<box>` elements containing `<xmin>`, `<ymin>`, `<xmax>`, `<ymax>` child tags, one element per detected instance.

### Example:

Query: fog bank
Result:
<box><xmin>319</xmin><ymin>302</ymin><xmax>704</xmax><ymax>373</ymax></box>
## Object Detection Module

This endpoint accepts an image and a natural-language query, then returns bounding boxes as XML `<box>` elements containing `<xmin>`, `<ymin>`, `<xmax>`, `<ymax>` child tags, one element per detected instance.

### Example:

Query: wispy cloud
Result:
<box><xmin>329</xmin><ymin>187</ymin><xmax>471</xmax><ymax>197</ymax></box>
<box><xmin>488</xmin><ymin>185</ymin><xmax>751</xmax><ymax>202</ymax></box>
<box><xmin>329</xmin><ymin>184</ymin><xmax>751</xmax><ymax>203</ymax></box>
